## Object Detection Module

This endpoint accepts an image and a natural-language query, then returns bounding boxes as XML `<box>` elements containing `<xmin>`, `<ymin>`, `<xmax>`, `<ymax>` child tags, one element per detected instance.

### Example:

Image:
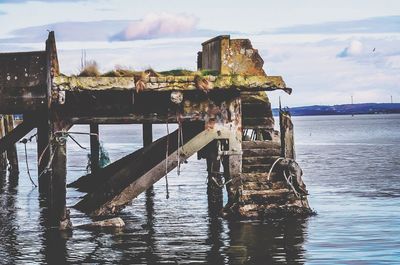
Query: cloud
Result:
<box><xmin>1</xmin><ymin>17</ymin><xmax>231</xmax><ymax>43</ymax></box>
<box><xmin>0</xmin><ymin>0</ymin><xmax>85</xmax><ymax>3</ymax></box>
<box><xmin>111</xmin><ymin>13</ymin><xmax>198</xmax><ymax>41</ymax></box>
<box><xmin>337</xmin><ymin>40</ymin><xmax>363</xmax><ymax>57</ymax></box>
<box><xmin>271</xmin><ymin>16</ymin><xmax>400</xmax><ymax>35</ymax></box>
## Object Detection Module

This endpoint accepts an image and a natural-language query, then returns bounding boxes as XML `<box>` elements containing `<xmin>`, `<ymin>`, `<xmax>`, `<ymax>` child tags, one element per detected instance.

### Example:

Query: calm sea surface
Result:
<box><xmin>0</xmin><ymin>114</ymin><xmax>399</xmax><ymax>264</ymax></box>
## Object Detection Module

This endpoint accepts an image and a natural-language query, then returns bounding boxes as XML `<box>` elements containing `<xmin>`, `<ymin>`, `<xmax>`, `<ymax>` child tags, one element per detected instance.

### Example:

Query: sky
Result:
<box><xmin>0</xmin><ymin>0</ymin><xmax>399</xmax><ymax>107</ymax></box>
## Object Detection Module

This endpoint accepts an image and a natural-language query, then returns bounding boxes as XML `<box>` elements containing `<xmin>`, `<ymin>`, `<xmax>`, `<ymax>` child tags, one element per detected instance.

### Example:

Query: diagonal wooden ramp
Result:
<box><xmin>73</xmin><ymin>125</ymin><xmax>222</xmax><ymax>217</ymax></box>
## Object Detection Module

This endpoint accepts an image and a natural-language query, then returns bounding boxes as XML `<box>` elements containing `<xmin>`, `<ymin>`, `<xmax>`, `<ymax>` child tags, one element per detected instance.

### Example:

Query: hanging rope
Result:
<box><xmin>19</xmin><ymin>134</ymin><xmax>38</xmax><ymax>187</ymax></box>
<box><xmin>267</xmin><ymin>157</ymin><xmax>303</xmax><ymax>198</ymax></box>
<box><xmin>210</xmin><ymin>175</ymin><xmax>232</xmax><ymax>188</ymax></box>
<box><xmin>165</xmin><ymin>119</ymin><xmax>170</xmax><ymax>199</ymax></box>
<box><xmin>177</xmin><ymin>119</ymin><xmax>181</xmax><ymax>176</ymax></box>
<box><xmin>283</xmin><ymin>170</ymin><xmax>301</xmax><ymax>198</ymax></box>
<box><xmin>267</xmin><ymin>157</ymin><xmax>284</xmax><ymax>181</ymax></box>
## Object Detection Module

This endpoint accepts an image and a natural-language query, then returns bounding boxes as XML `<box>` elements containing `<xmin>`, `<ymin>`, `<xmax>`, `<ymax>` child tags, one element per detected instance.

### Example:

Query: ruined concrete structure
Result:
<box><xmin>0</xmin><ymin>32</ymin><xmax>311</xmax><ymax>229</ymax></box>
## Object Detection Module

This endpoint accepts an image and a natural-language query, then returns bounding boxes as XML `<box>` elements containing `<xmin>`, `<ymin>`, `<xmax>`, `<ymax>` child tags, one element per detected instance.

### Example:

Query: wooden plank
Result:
<box><xmin>0</xmin><ymin>118</ymin><xmax>36</xmax><ymax>154</ymax></box>
<box><xmin>242</xmin><ymin>140</ymin><xmax>281</xmax><ymax>150</ymax></box>
<box><xmin>0</xmin><ymin>51</ymin><xmax>47</xmax><ymax>113</ymax></box>
<box><xmin>74</xmin><ymin>128</ymin><xmax>183</xmax><ymax>214</ymax></box>
<box><xmin>94</xmin><ymin>129</ymin><xmax>222</xmax><ymax>216</ymax></box>
<box><xmin>75</xmin><ymin>128</ymin><xmax>227</xmax><ymax>216</ymax></box>
<box><xmin>68</xmin><ymin>128</ymin><xmax>173</xmax><ymax>192</ymax></box>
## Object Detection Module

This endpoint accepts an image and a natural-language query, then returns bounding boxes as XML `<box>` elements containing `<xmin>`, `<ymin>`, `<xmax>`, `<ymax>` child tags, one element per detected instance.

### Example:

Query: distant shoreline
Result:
<box><xmin>272</xmin><ymin>103</ymin><xmax>400</xmax><ymax>116</ymax></box>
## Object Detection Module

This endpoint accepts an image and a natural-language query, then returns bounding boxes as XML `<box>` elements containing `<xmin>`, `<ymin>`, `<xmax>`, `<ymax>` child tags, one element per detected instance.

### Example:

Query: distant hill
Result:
<box><xmin>272</xmin><ymin>103</ymin><xmax>400</xmax><ymax>116</ymax></box>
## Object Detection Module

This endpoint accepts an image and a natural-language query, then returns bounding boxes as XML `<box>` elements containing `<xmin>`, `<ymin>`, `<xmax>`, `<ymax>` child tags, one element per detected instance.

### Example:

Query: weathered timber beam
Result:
<box><xmin>84</xmin><ymin>128</ymin><xmax>234</xmax><ymax>216</ymax></box>
<box><xmin>68</xmin><ymin>115</ymin><xmax>176</xmax><ymax>124</ymax></box>
<box><xmin>68</xmin><ymin>128</ymin><xmax>170</xmax><ymax>192</ymax></box>
<box><xmin>0</xmin><ymin>50</ymin><xmax>47</xmax><ymax>113</ymax></box>
<box><xmin>0</xmin><ymin>118</ymin><xmax>36</xmax><ymax>154</ymax></box>
<box><xmin>73</xmin><ymin>128</ymin><xmax>182</xmax><ymax>214</ymax></box>
<box><xmin>54</xmin><ymin>75</ymin><xmax>290</xmax><ymax>93</ymax></box>
<box><xmin>62</xmin><ymin>91</ymin><xmax>240</xmax><ymax>124</ymax></box>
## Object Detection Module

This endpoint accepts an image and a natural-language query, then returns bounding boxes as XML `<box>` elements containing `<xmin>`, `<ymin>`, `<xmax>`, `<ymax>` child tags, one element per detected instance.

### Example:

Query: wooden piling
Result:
<box><xmin>206</xmin><ymin>142</ymin><xmax>223</xmax><ymax>210</ymax></box>
<box><xmin>49</xmin><ymin>133</ymin><xmax>71</xmax><ymax>229</ymax></box>
<box><xmin>4</xmin><ymin>115</ymin><xmax>19</xmax><ymax>176</ymax></box>
<box><xmin>143</xmin><ymin>123</ymin><xmax>153</xmax><ymax>147</ymax></box>
<box><xmin>143</xmin><ymin>123</ymin><xmax>153</xmax><ymax>195</ymax></box>
<box><xmin>279</xmin><ymin>110</ymin><xmax>295</xmax><ymax>159</ymax></box>
<box><xmin>0</xmin><ymin>116</ymin><xmax>7</xmax><ymax>175</ymax></box>
<box><xmin>37</xmin><ymin>116</ymin><xmax>51</xmax><ymax>194</ymax></box>
<box><xmin>90</xmin><ymin>124</ymin><xmax>99</xmax><ymax>175</ymax></box>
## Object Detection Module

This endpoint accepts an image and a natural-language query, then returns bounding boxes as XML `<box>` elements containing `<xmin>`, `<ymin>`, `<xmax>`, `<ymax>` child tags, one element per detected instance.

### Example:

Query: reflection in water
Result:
<box><xmin>225</xmin><ymin>218</ymin><xmax>308</xmax><ymax>264</ymax></box>
<box><xmin>39</xmin><ymin>193</ymin><xmax>72</xmax><ymax>264</ymax></box>
<box><xmin>206</xmin><ymin>209</ymin><xmax>225</xmax><ymax>265</ymax></box>
<box><xmin>0</xmin><ymin>173</ymin><xmax>21</xmax><ymax>264</ymax></box>
<box><xmin>144</xmin><ymin>188</ymin><xmax>158</xmax><ymax>264</ymax></box>
<box><xmin>1</xmin><ymin>115</ymin><xmax>399</xmax><ymax>264</ymax></box>
<box><xmin>205</xmin><ymin>207</ymin><xmax>309</xmax><ymax>264</ymax></box>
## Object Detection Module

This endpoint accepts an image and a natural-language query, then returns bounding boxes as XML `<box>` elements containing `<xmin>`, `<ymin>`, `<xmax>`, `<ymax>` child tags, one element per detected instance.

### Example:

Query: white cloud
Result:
<box><xmin>111</xmin><ymin>13</ymin><xmax>198</xmax><ymax>41</ymax></box>
<box><xmin>337</xmin><ymin>40</ymin><xmax>363</xmax><ymax>57</ymax></box>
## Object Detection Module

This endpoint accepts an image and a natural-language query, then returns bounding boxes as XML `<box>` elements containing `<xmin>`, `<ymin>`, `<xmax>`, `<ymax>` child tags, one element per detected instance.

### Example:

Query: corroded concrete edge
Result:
<box><xmin>54</xmin><ymin>75</ymin><xmax>286</xmax><ymax>92</ymax></box>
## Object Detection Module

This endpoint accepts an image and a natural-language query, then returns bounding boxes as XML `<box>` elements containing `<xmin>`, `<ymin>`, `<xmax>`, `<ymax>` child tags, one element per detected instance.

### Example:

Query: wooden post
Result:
<box><xmin>49</xmin><ymin>133</ymin><xmax>71</xmax><ymax>229</ymax></box>
<box><xmin>0</xmin><ymin>116</ymin><xmax>7</xmax><ymax>175</ymax></box>
<box><xmin>90</xmin><ymin>123</ymin><xmax>99</xmax><ymax>175</ymax></box>
<box><xmin>143</xmin><ymin>123</ymin><xmax>153</xmax><ymax>147</ymax></box>
<box><xmin>37</xmin><ymin>116</ymin><xmax>51</xmax><ymax>194</ymax></box>
<box><xmin>143</xmin><ymin>123</ymin><xmax>154</xmax><ymax>195</ymax></box>
<box><xmin>4</xmin><ymin>115</ymin><xmax>19</xmax><ymax>176</ymax></box>
<box><xmin>206</xmin><ymin>143</ymin><xmax>223</xmax><ymax>211</ymax></box>
<box><xmin>279</xmin><ymin>110</ymin><xmax>295</xmax><ymax>159</ymax></box>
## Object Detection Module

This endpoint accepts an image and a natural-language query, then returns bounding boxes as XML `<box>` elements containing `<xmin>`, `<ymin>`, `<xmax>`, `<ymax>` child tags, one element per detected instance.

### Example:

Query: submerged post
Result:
<box><xmin>143</xmin><ymin>123</ymin><xmax>153</xmax><ymax>195</ymax></box>
<box><xmin>143</xmin><ymin>123</ymin><xmax>153</xmax><ymax>147</ymax></box>
<box><xmin>90</xmin><ymin>123</ymin><xmax>99</xmax><ymax>175</ymax></box>
<box><xmin>0</xmin><ymin>116</ymin><xmax>7</xmax><ymax>175</ymax></box>
<box><xmin>4</xmin><ymin>115</ymin><xmax>19</xmax><ymax>177</ymax></box>
<box><xmin>279</xmin><ymin>109</ymin><xmax>295</xmax><ymax>159</ymax></box>
<box><xmin>206</xmin><ymin>142</ymin><xmax>223</xmax><ymax>210</ymax></box>
<box><xmin>49</xmin><ymin>133</ymin><xmax>71</xmax><ymax>229</ymax></box>
<box><xmin>37</xmin><ymin>116</ymin><xmax>51</xmax><ymax>193</ymax></box>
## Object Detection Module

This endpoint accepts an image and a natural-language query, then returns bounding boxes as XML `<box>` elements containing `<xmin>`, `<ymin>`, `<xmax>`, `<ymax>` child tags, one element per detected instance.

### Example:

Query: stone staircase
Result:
<box><xmin>237</xmin><ymin>140</ymin><xmax>309</xmax><ymax>218</ymax></box>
